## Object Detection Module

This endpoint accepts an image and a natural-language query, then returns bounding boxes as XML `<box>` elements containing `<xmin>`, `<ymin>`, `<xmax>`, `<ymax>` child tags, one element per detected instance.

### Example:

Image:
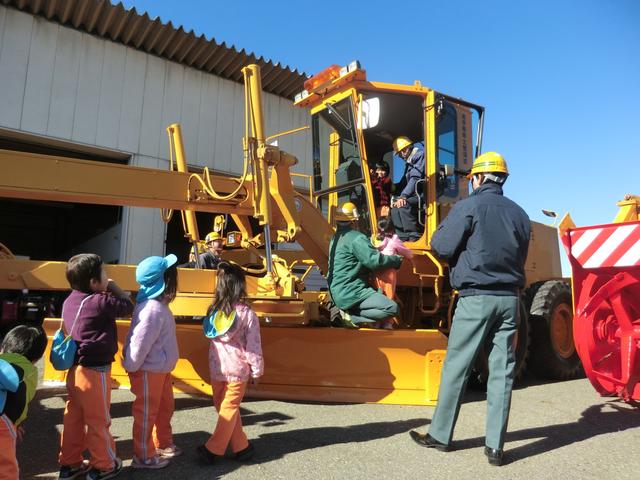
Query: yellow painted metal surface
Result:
<box><xmin>42</xmin><ymin>319</ymin><xmax>447</xmax><ymax>406</ymax></box>
<box><xmin>424</xmin><ymin>89</ymin><xmax>439</xmax><ymax>245</ymax></box>
<box><xmin>0</xmin><ymin>260</ymin><xmax>138</xmax><ymax>291</ymax></box>
<box><xmin>613</xmin><ymin>198</ymin><xmax>640</xmax><ymax>223</ymax></box>
<box><xmin>0</xmin><ymin>149</ymin><xmax>254</xmax><ymax>215</ymax></box>
<box><xmin>167</xmin><ymin>124</ymin><xmax>200</xmax><ymax>242</ymax></box>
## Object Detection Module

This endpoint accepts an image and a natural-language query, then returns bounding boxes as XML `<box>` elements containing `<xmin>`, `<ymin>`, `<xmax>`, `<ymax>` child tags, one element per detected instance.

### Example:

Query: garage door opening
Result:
<box><xmin>1</xmin><ymin>198</ymin><xmax>122</xmax><ymax>263</ymax></box>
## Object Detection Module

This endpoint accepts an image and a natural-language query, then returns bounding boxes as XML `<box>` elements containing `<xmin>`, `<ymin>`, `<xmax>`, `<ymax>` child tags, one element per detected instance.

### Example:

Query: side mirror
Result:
<box><xmin>358</xmin><ymin>97</ymin><xmax>380</xmax><ymax>129</ymax></box>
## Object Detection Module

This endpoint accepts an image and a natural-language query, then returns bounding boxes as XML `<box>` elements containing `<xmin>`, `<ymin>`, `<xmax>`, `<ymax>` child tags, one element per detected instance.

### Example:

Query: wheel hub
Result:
<box><xmin>550</xmin><ymin>303</ymin><xmax>575</xmax><ymax>358</ymax></box>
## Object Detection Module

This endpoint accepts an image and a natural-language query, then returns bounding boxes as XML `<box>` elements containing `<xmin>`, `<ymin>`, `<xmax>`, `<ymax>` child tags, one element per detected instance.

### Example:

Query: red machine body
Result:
<box><xmin>562</xmin><ymin>220</ymin><xmax>640</xmax><ymax>400</ymax></box>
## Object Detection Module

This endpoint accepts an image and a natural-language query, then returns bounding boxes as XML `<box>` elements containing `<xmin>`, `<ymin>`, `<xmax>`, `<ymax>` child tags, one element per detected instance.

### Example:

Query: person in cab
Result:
<box><xmin>390</xmin><ymin>136</ymin><xmax>425</xmax><ymax>242</ymax></box>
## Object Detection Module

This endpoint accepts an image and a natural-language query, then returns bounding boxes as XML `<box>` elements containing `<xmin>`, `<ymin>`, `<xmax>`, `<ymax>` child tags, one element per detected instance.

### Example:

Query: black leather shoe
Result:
<box><xmin>409</xmin><ymin>431</ymin><xmax>451</xmax><ymax>452</ymax></box>
<box><xmin>484</xmin><ymin>446</ymin><xmax>503</xmax><ymax>466</ymax></box>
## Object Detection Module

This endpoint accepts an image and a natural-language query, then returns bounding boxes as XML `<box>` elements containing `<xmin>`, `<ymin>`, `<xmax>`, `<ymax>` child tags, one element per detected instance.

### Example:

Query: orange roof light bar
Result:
<box><xmin>294</xmin><ymin>60</ymin><xmax>362</xmax><ymax>104</ymax></box>
<box><xmin>303</xmin><ymin>64</ymin><xmax>341</xmax><ymax>93</ymax></box>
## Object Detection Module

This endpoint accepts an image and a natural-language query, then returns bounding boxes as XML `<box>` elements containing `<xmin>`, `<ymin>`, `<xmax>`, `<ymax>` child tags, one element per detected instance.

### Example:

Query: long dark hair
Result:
<box><xmin>377</xmin><ymin>216</ymin><xmax>395</xmax><ymax>241</ymax></box>
<box><xmin>163</xmin><ymin>264</ymin><xmax>178</xmax><ymax>303</ymax></box>
<box><xmin>208</xmin><ymin>262</ymin><xmax>246</xmax><ymax>316</ymax></box>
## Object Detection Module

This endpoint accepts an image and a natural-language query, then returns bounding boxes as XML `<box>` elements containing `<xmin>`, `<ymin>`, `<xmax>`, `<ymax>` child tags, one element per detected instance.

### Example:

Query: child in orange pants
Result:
<box><xmin>0</xmin><ymin>325</ymin><xmax>47</xmax><ymax>480</ymax></box>
<box><xmin>374</xmin><ymin>217</ymin><xmax>413</xmax><ymax>328</ymax></box>
<box><xmin>197</xmin><ymin>262</ymin><xmax>263</xmax><ymax>464</ymax></box>
<box><xmin>123</xmin><ymin>254</ymin><xmax>181</xmax><ymax>469</ymax></box>
<box><xmin>58</xmin><ymin>253</ymin><xmax>133</xmax><ymax>480</ymax></box>
<box><xmin>59</xmin><ymin>366</ymin><xmax>117</xmax><ymax>476</ymax></box>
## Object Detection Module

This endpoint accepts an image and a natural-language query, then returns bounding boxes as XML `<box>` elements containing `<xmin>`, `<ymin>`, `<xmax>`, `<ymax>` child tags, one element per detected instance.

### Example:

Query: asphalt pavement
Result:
<box><xmin>18</xmin><ymin>373</ymin><xmax>640</xmax><ymax>480</ymax></box>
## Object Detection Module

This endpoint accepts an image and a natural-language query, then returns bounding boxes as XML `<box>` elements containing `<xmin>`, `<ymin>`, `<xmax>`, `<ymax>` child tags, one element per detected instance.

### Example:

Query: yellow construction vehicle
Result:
<box><xmin>0</xmin><ymin>62</ymin><xmax>579</xmax><ymax>406</ymax></box>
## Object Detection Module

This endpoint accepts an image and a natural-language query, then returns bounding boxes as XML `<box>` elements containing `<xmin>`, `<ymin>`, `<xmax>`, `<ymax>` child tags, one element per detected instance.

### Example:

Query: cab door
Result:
<box><xmin>310</xmin><ymin>89</ymin><xmax>375</xmax><ymax>236</ymax></box>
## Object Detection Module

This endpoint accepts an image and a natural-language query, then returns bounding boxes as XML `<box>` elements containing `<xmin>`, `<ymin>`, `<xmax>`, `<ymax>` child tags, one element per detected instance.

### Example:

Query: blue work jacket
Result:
<box><xmin>395</xmin><ymin>142</ymin><xmax>425</xmax><ymax>199</ymax></box>
<box><xmin>430</xmin><ymin>182</ymin><xmax>530</xmax><ymax>297</ymax></box>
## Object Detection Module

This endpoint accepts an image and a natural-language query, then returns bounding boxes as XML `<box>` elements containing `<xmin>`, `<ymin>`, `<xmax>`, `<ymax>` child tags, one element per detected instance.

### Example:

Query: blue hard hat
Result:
<box><xmin>136</xmin><ymin>254</ymin><xmax>178</xmax><ymax>302</ymax></box>
<box><xmin>0</xmin><ymin>358</ymin><xmax>19</xmax><ymax>412</ymax></box>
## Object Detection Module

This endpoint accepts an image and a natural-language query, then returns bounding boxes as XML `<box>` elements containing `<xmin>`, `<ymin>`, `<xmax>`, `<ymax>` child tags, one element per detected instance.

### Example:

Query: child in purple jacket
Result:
<box><xmin>58</xmin><ymin>253</ymin><xmax>133</xmax><ymax>480</ymax></box>
<box><xmin>123</xmin><ymin>254</ymin><xmax>180</xmax><ymax>469</ymax></box>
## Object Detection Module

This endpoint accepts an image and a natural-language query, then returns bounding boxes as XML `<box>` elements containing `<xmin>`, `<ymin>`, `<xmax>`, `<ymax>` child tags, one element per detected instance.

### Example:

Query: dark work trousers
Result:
<box><xmin>390</xmin><ymin>195</ymin><xmax>421</xmax><ymax>241</ymax></box>
<box><xmin>346</xmin><ymin>291</ymin><xmax>399</xmax><ymax>325</ymax></box>
<box><xmin>428</xmin><ymin>295</ymin><xmax>519</xmax><ymax>450</ymax></box>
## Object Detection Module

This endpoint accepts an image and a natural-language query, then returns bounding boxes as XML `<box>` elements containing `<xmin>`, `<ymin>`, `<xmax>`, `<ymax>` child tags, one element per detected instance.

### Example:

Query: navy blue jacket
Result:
<box><xmin>395</xmin><ymin>142</ymin><xmax>425</xmax><ymax>199</ymax></box>
<box><xmin>430</xmin><ymin>182</ymin><xmax>530</xmax><ymax>297</ymax></box>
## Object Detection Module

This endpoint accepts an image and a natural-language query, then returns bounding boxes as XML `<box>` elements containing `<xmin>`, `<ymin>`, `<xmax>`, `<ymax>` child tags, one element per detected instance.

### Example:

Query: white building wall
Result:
<box><xmin>0</xmin><ymin>6</ymin><xmax>312</xmax><ymax>263</ymax></box>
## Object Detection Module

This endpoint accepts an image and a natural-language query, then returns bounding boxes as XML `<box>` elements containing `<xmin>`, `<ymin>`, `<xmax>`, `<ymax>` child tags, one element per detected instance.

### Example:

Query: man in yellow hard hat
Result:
<box><xmin>409</xmin><ymin>152</ymin><xmax>530</xmax><ymax>467</ymax></box>
<box><xmin>198</xmin><ymin>231</ymin><xmax>225</xmax><ymax>269</ymax></box>
<box><xmin>327</xmin><ymin>202</ymin><xmax>403</xmax><ymax>327</ymax></box>
<box><xmin>390</xmin><ymin>136</ymin><xmax>425</xmax><ymax>242</ymax></box>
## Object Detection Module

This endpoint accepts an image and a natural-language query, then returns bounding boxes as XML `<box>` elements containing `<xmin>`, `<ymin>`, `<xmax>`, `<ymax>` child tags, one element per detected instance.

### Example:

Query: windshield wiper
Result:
<box><xmin>324</xmin><ymin>102</ymin><xmax>352</xmax><ymax>132</ymax></box>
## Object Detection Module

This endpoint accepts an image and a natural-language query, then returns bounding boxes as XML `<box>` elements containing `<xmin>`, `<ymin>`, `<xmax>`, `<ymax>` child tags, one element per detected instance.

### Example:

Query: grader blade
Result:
<box><xmin>41</xmin><ymin>319</ymin><xmax>447</xmax><ymax>406</ymax></box>
<box><xmin>562</xmin><ymin>221</ymin><xmax>640</xmax><ymax>401</ymax></box>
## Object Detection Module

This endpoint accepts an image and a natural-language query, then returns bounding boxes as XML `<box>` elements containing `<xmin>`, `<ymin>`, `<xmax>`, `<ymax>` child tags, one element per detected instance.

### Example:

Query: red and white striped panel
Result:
<box><xmin>568</xmin><ymin>222</ymin><xmax>640</xmax><ymax>268</ymax></box>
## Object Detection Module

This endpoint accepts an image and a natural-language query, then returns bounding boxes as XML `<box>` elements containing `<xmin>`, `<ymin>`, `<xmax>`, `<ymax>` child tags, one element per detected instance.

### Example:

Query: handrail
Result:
<box><xmin>290</xmin><ymin>172</ymin><xmax>315</xmax><ymax>204</ymax></box>
<box><xmin>314</xmin><ymin>178</ymin><xmax>365</xmax><ymax>198</ymax></box>
<box><xmin>265</xmin><ymin>125</ymin><xmax>310</xmax><ymax>145</ymax></box>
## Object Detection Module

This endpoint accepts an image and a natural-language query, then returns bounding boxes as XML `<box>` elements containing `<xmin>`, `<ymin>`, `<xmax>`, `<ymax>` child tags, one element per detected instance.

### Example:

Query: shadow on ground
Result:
<box><xmin>18</xmin><ymin>386</ymin><xmax>425</xmax><ymax>479</ymax></box>
<box><xmin>115</xmin><ymin>418</ymin><xmax>428</xmax><ymax>479</ymax></box>
<box><xmin>452</xmin><ymin>400</ymin><xmax>640</xmax><ymax>465</ymax></box>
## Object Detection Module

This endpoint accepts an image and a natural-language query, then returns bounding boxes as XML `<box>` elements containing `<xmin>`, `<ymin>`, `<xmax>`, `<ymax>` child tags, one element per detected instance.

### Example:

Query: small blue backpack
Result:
<box><xmin>203</xmin><ymin>309</ymin><xmax>237</xmax><ymax>339</ymax></box>
<box><xmin>50</xmin><ymin>295</ymin><xmax>93</xmax><ymax>371</ymax></box>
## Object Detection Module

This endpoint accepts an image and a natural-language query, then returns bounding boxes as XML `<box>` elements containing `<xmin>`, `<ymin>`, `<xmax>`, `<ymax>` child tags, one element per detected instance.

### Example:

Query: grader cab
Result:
<box><xmin>0</xmin><ymin>62</ymin><xmax>580</xmax><ymax>405</ymax></box>
<box><xmin>291</xmin><ymin>61</ymin><xmax>580</xmax><ymax>381</ymax></box>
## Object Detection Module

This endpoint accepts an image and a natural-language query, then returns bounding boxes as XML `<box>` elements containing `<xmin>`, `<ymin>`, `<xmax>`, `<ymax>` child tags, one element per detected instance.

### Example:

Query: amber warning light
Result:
<box><xmin>295</xmin><ymin>61</ymin><xmax>362</xmax><ymax>103</ymax></box>
<box><xmin>303</xmin><ymin>64</ymin><xmax>341</xmax><ymax>93</ymax></box>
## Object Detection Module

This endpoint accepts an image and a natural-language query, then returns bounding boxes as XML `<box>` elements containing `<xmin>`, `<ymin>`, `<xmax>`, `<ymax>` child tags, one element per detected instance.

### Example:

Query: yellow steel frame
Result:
<box><xmin>613</xmin><ymin>198</ymin><xmax>640</xmax><ymax>223</ymax></box>
<box><xmin>0</xmin><ymin>149</ymin><xmax>254</xmax><ymax>215</ymax></box>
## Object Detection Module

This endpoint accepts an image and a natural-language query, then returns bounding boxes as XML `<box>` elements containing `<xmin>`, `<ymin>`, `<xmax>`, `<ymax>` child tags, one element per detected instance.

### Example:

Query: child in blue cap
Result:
<box><xmin>123</xmin><ymin>254</ymin><xmax>181</xmax><ymax>469</ymax></box>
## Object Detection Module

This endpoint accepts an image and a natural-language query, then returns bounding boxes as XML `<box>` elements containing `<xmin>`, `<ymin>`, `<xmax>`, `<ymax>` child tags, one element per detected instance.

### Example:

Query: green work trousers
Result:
<box><xmin>428</xmin><ymin>295</ymin><xmax>519</xmax><ymax>450</ymax></box>
<box><xmin>347</xmin><ymin>291</ymin><xmax>399</xmax><ymax>324</ymax></box>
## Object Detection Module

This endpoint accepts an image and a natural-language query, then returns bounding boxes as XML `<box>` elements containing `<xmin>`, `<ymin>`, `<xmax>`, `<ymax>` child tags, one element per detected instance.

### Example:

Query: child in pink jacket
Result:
<box><xmin>123</xmin><ymin>254</ymin><xmax>180</xmax><ymax>470</ymax></box>
<box><xmin>197</xmin><ymin>262</ymin><xmax>263</xmax><ymax>465</ymax></box>
<box><xmin>374</xmin><ymin>217</ymin><xmax>413</xmax><ymax>328</ymax></box>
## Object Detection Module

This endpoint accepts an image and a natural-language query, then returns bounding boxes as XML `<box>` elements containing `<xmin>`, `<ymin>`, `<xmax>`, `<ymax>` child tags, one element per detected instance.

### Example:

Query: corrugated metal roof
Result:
<box><xmin>1</xmin><ymin>0</ymin><xmax>308</xmax><ymax>99</ymax></box>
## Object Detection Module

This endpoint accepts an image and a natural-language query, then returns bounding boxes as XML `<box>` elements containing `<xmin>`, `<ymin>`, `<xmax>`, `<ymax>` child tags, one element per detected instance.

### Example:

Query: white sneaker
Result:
<box><xmin>131</xmin><ymin>455</ymin><xmax>170</xmax><ymax>469</ymax></box>
<box><xmin>156</xmin><ymin>444</ymin><xmax>183</xmax><ymax>458</ymax></box>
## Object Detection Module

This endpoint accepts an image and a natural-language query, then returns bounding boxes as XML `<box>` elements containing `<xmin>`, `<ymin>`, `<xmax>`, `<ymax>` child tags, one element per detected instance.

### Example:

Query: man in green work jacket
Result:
<box><xmin>327</xmin><ymin>202</ymin><xmax>404</xmax><ymax>327</ymax></box>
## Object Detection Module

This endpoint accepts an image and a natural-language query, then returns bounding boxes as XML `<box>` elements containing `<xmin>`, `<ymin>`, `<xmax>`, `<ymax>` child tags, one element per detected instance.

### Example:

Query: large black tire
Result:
<box><xmin>467</xmin><ymin>296</ymin><xmax>530</xmax><ymax>389</ymax></box>
<box><xmin>526</xmin><ymin>280</ymin><xmax>582</xmax><ymax>380</ymax></box>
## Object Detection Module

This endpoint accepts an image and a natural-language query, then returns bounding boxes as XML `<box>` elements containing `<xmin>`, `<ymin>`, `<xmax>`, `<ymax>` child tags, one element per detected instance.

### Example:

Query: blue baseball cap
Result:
<box><xmin>0</xmin><ymin>358</ymin><xmax>19</xmax><ymax>412</ymax></box>
<box><xmin>136</xmin><ymin>254</ymin><xmax>178</xmax><ymax>302</ymax></box>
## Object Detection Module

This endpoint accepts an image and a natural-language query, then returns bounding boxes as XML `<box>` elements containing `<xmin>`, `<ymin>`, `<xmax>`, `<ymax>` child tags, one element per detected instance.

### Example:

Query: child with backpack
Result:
<box><xmin>58</xmin><ymin>253</ymin><xmax>133</xmax><ymax>480</ymax></box>
<box><xmin>197</xmin><ymin>262</ymin><xmax>263</xmax><ymax>464</ymax></box>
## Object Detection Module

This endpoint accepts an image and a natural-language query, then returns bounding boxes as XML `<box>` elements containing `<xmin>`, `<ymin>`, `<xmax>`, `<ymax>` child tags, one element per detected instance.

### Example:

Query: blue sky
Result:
<box><xmin>122</xmin><ymin>0</ymin><xmax>639</xmax><ymax>271</ymax></box>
